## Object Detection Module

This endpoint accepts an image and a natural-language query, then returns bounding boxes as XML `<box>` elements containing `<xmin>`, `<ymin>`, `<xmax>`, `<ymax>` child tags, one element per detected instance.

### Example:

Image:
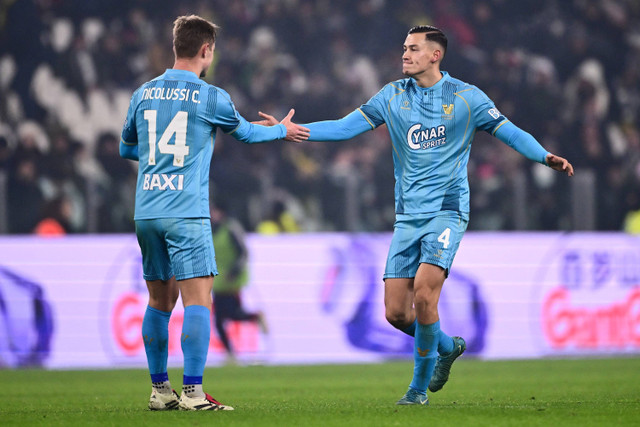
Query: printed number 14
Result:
<box><xmin>143</xmin><ymin>110</ymin><xmax>189</xmax><ymax>167</ymax></box>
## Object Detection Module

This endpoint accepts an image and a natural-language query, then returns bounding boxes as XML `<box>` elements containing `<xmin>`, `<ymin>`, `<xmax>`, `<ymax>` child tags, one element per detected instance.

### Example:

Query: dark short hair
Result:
<box><xmin>173</xmin><ymin>15</ymin><xmax>219</xmax><ymax>59</ymax></box>
<box><xmin>408</xmin><ymin>25</ymin><xmax>448</xmax><ymax>55</ymax></box>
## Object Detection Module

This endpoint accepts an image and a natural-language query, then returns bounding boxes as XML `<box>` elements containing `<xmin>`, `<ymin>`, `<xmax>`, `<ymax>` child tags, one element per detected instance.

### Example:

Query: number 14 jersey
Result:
<box><xmin>121</xmin><ymin>69</ymin><xmax>261</xmax><ymax>220</ymax></box>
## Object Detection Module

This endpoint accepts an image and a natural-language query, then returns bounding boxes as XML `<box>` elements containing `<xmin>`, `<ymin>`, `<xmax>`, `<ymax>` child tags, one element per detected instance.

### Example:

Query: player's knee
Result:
<box><xmin>385</xmin><ymin>308</ymin><xmax>411</xmax><ymax>329</ymax></box>
<box><xmin>413</xmin><ymin>288</ymin><xmax>437</xmax><ymax>311</ymax></box>
<box><xmin>148</xmin><ymin>296</ymin><xmax>177</xmax><ymax>312</ymax></box>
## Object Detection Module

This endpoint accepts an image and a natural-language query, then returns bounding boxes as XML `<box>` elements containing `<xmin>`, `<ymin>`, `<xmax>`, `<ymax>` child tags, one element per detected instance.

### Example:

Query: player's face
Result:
<box><xmin>402</xmin><ymin>33</ymin><xmax>437</xmax><ymax>77</ymax></box>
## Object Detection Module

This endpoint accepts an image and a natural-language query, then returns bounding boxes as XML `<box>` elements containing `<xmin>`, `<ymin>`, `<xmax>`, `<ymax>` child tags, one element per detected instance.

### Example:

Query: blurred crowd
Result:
<box><xmin>1</xmin><ymin>0</ymin><xmax>639</xmax><ymax>234</ymax></box>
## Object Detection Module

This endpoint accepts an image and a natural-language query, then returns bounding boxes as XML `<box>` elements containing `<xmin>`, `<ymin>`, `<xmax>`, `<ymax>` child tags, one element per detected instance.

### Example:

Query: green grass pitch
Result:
<box><xmin>2</xmin><ymin>358</ymin><xmax>639</xmax><ymax>426</ymax></box>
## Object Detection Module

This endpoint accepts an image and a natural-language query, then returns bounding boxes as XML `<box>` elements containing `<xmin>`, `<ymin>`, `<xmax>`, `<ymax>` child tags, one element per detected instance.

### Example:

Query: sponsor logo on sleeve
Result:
<box><xmin>487</xmin><ymin>108</ymin><xmax>501</xmax><ymax>120</ymax></box>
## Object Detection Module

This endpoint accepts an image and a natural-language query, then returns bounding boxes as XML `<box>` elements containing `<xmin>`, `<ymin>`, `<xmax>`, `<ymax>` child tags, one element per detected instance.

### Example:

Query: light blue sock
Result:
<box><xmin>401</xmin><ymin>318</ymin><xmax>417</xmax><ymax>337</ymax></box>
<box><xmin>181</xmin><ymin>305</ymin><xmax>211</xmax><ymax>379</ymax></box>
<box><xmin>142</xmin><ymin>306</ymin><xmax>171</xmax><ymax>377</ymax></box>
<box><xmin>409</xmin><ymin>321</ymin><xmax>440</xmax><ymax>394</ymax></box>
<box><xmin>438</xmin><ymin>323</ymin><xmax>455</xmax><ymax>355</ymax></box>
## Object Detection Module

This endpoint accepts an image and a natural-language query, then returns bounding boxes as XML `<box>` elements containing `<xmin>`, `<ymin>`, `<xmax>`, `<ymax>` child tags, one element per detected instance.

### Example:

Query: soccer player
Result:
<box><xmin>119</xmin><ymin>15</ymin><xmax>309</xmax><ymax>411</ymax></box>
<box><xmin>265</xmin><ymin>25</ymin><xmax>574</xmax><ymax>405</ymax></box>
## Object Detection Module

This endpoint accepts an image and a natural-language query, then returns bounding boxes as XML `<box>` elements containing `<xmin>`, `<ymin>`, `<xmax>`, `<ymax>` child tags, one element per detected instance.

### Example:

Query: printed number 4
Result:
<box><xmin>144</xmin><ymin>110</ymin><xmax>189</xmax><ymax>167</ymax></box>
<box><xmin>438</xmin><ymin>228</ymin><xmax>451</xmax><ymax>249</ymax></box>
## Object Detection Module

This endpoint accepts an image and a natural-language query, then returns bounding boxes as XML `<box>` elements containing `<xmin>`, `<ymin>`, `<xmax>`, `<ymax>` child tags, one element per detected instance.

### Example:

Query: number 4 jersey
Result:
<box><xmin>121</xmin><ymin>69</ymin><xmax>286</xmax><ymax>220</ymax></box>
<box><xmin>303</xmin><ymin>71</ymin><xmax>549</xmax><ymax>217</ymax></box>
<box><xmin>356</xmin><ymin>71</ymin><xmax>547</xmax><ymax>215</ymax></box>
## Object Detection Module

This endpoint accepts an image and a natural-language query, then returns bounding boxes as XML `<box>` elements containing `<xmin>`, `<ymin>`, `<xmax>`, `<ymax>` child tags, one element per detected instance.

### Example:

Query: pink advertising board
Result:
<box><xmin>0</xmin><ymin>233</ymin><xmax>638</xmax><ymax>369</ymax></box>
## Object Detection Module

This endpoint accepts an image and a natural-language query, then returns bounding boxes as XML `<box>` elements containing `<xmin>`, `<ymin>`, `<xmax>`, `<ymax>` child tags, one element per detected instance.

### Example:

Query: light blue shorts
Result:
<box><xmin>384</xmin><ymin>211</ymin><xmax>469</xmax><ymax>279</ymax></box>
<box><xmin>135</xmin><ymin>218</ymin><xmax>218</xmax><ymax>281</ymax></box>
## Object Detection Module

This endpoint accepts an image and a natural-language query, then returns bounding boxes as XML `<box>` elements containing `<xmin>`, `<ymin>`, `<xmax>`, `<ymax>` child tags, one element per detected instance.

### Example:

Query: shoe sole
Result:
<box><xmin>149</xmin><ymin>402</ymin><xmax>179</xmax><ymax>411</ymax></box>
<box><xmin>396</xmin><ymin>399</ymin><xmax>429</xmax><ymax>405</ymax></box>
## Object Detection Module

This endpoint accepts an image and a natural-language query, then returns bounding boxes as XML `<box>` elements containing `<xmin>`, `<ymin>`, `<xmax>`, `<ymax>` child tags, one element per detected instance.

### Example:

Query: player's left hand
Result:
<box><xmin>252</xmin><ymin>111</ymin><xmax>279</xmax><ymax>126</ymax></box>
<box><xmin>546</xmin><ymin>153</ymin><xmax>574</xmax><ymax>176</ymax></box>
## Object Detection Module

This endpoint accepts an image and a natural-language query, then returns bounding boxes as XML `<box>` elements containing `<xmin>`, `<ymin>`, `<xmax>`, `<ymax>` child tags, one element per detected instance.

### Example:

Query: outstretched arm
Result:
<box><xmin>303</xmin><ymin>110</ymin><xmax>374</xmax><ymax>141</ymax></box>
<box><xmin>493</xmin><ymin>121</ymin><xmax>573</xmax><ymax>176</ymax></box>
<box><xmin>231</xmin><ymin>109</ymin><xmax>309</xmax><ymax>143</ymax></box>
<box><xmin>258</xmin><ymin>109</ymin><xmax>374</xmax><ymax>142</ymax></box>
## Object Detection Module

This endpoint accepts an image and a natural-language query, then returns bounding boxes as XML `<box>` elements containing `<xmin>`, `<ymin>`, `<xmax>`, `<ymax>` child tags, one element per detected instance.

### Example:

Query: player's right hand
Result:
<box><xmin>281</xmin><ymin>109</ymin><xmax>310</xmax><ymax>143</ymax></box>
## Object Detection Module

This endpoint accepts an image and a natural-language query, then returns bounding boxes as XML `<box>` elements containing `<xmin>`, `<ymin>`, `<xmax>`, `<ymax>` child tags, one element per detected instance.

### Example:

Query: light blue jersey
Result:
<box><xmin>121</xmin><ymin>69</ymin><xmax>286</xmax><ymax>220</ymax></box>
<box><xmin>360</xmin><ymin>71</ymin><xmax>539</xmax><ymax>215</ymax></box>
<box><xmin>304</xmin><ymin>72</ymin><xmax>549</xmax><ymax>216</ymax></box>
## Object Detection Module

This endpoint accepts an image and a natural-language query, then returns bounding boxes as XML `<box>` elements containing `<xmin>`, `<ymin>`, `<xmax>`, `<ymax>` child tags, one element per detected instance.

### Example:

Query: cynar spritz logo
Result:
<box><xmin>406</xmin><ymin>124</ymin><xmax>446</xmax><ymax>150</ymax></box>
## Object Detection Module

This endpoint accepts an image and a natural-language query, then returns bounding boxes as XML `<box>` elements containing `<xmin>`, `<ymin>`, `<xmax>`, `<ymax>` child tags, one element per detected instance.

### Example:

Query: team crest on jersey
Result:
<box><xmin>406</xmin><ymin>124</ymin><xmax>447</xmax><ymax>150</ymax></box>
<box><xmin>442</xmin><ymin>104</ymin><xmax>454</xmax><ymax>115</ymax></box>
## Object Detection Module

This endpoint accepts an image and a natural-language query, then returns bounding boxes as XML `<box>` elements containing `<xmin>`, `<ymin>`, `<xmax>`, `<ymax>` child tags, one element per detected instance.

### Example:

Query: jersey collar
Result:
<box><xmin>160</xmin><ymin>68</ymin><xmax>203</xmax><ymax>82</ymax></box>
<box><xmin>411</xmin><ymin>71</ymin><xmax>450</xmax><ymax>93</ymax></box>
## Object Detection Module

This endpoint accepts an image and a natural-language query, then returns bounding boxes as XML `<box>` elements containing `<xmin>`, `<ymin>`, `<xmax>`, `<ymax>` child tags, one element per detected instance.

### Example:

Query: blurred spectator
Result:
<box><xmin>256</xmin><ymin>199</ymin><xmax>301</xmax><ymax>234</ymax></box>
<box><xmin>7</xmin><ymin>157</ymin><xmax>44</xmax><ymax>234</ymax></box>
<box><xmin>0</xmin><ymin>136</ymin><xmax>11</xmax><ymax>171</ymax></box>
<box><xmin>94</xmin><ymin>132</ymin><xmax>136</xmax><ymax>232</ymax></box>
<box><xmin>33</xmin><ymin>195</ymin><xmax>73</xmax><ymax>236</ymax></box>
<box><xmin>3</xmin><ymin>0</ymin><xmax>48</xmax><ymax>120</ymax></box>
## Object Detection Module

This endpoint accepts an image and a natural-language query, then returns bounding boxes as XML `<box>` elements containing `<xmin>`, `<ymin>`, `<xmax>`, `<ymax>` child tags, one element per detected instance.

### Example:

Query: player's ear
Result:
<box><xmin>201</xmin><ymin>42</ymin><xmax>214</xmax><ymax>58</ymax></box>
<box><xmin>431</xmin><ymin>49</ymin><xmax>442</xmax><ymax>63</ymax></box>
